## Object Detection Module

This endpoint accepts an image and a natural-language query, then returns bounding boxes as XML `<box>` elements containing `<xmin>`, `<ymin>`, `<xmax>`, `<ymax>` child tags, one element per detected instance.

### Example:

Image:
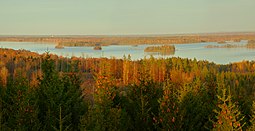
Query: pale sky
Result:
<box><xmin>0</xmin><ymin>0</ymin><xmax>254</xmax><ymax>35</ymax></box>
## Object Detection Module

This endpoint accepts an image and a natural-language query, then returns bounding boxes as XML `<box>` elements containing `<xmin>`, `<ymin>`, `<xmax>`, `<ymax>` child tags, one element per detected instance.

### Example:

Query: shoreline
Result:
<box><xmin>0</xmin><ymin>32</ymin><xmax>255</xmax><ymax>47</ymax></box>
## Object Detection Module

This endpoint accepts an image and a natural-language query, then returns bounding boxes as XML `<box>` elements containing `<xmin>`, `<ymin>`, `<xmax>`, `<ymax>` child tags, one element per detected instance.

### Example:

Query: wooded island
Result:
<box><xmin>144</xmin><ymin>45</ymin><xmax>175</xmax><ymax>55</ymax></box>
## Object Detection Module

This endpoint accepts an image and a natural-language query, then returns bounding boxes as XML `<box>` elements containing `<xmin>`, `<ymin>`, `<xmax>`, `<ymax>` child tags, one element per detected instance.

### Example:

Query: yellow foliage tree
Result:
<box><xmin>0</xmin><ymin>67</ymin><xmax>8</xmax><ymax>87</ymax></box>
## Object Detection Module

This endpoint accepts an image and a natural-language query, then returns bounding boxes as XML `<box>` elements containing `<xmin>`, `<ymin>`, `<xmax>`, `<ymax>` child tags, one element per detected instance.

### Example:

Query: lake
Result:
<box><xmin>0</xmin><ymin>41</ymin><xmax>254</xmax><ymax>64</ymax></box>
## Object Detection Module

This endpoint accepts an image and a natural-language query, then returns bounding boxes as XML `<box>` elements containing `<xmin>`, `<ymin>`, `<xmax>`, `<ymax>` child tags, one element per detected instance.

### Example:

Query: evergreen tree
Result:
<box><xmin>37</xmin><ymin>54</ymin><xmax>87</xmax><ymax>130</ymax></box>
<box><xmin>212</xmin><ymin>88</ymin><xmax>244</xmax><ymax>131</ymax></box>
<box><xmin>248</xmin><ymin>102</ymin><xmax>255</xmax><ymax>130</ymax></box>
<box><xmin>81</xmin><ymin>59</ymin><xmax>124</xmax><ymax>131</ymax></box>
<box><xmin>3</xmin><ymin>77</ymin><xmax>40</xmax><ymax>130</ymax></box>
<box><xmin>124</xmin><ymin>79</ymin><xmax>162</xmax><ymax>131</ymax></box>
<box><xmin>157</xmin><ymin>80</ymin><xmax>180</xmax><ymax>130</ymax></box>
<box><xmin>0</xmin><ymin>79</ymin><xmax>5</xmax><ymax>130</ymax></box>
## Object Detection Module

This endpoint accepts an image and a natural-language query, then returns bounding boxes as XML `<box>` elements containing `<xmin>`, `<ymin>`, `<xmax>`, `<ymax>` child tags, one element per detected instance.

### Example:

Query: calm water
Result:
<box><xmin>0</xmin><ymin>41</ymin><xmax>254</xmax><ymax>64</ymax></box>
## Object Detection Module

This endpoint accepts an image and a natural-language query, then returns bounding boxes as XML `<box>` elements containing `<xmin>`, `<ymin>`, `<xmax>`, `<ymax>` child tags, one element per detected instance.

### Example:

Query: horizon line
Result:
<box><xmin>1</xmin><ymin>31</ymin><xmax>255</xmax><ymax>37</ymax></box>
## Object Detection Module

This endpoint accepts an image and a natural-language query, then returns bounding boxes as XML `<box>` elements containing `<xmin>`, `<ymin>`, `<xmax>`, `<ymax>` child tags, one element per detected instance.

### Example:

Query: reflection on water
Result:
<box><xmin>0</xmin><ymin>41</ymin><xmax>254</xmax><ymax>64</ymax></box>
<box><xmin>145</xmin><ymin>51</ymin><xmax>175</xmax><ymax>56</ymax></box>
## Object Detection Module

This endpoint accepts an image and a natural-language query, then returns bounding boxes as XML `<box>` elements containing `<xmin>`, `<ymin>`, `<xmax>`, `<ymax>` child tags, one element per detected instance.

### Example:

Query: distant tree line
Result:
<box><xmin>0</xmin><ymin>33</ymin><xmax>255</xmax><ymax>46</ymax></box>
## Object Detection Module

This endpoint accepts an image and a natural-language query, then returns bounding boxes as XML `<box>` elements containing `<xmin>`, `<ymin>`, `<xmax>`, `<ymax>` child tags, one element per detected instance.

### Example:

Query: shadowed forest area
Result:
<box><xmin>0</xmin><ymin>48</ymin><xmax>255</xmax><ymax>130</ymax></box>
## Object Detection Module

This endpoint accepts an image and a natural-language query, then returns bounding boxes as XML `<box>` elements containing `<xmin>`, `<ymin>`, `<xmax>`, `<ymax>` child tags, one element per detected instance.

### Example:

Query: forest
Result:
<box><xmin>144</xmin><ymin>45</ymin><xmax>175</xmax><ymax>55</ymax></box>
<box><xmin>0</xmin><ymin>48</ymin><xmax>255</xmax><ymax>130</ymax></box>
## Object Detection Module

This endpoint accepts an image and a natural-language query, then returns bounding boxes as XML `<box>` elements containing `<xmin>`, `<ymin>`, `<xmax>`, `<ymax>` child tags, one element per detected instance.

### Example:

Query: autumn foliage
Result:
<box><xmin>0</xmin><ymin>48</ymin><xmax>255</xmax><ymax>130</ymax></box>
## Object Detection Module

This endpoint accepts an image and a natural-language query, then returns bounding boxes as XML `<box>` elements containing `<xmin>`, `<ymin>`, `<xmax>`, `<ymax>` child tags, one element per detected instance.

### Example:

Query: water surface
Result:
<box><xmin>0</xmin><ymin>41</ymin><xmax>254</xmax><ymax>64</ymax></box>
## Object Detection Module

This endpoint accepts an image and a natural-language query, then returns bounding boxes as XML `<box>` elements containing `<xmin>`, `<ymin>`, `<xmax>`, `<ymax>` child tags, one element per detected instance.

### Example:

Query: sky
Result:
<box><xmin>0</xmin><ymin>0</ymin><xmax>254</xmax><ymax>35</ymax></box>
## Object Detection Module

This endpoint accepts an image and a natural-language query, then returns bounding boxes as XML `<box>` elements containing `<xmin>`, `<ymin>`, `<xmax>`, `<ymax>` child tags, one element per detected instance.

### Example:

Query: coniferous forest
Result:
<box><xmin>0</xmin><ymin>48</ymin><xmax>255</xmax><ymax>130</ymax></box>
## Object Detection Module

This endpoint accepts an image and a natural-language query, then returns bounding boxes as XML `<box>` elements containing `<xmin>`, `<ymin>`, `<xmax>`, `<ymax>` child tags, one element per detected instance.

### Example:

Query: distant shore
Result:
<box><xmin>205</xmin><ymin>40</ymin><xmax>255</xmax><ymax>49</ymax></box>
<box><xmin>1</xmin><ymin>32</ymin><xmax>255</xmax><ymax>47</ymax></box>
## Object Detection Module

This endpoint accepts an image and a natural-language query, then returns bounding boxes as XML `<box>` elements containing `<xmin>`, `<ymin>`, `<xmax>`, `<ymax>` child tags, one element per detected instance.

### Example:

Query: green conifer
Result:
<box><xmin>212</xmin><ymin>88</ymin><xmax>244</xmax><ymax>131</ymax></box>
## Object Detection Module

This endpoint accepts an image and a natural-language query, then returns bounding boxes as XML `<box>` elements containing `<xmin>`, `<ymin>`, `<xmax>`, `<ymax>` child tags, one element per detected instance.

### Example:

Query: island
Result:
<box><xmin>144</xmin><ymin>45</ymin><xmax>175</xmax><ymax>55</ymax></box>
<box><xmin>93</xmin><ymin>46</ymin><xmax>102</xmax><ymax>50</ymax></box>
<box><xmin>55</xmin><ymin>45</ymin><xmax>64</xmax><ymax>49</ymax></box>
<box><xmin>218</xmin><ymin>41</ymin><xmax>226</xmax><ymax>44</ymax></box>
<box><xmin>247</xmin><ymin>40</ymin><xmax>255</xmax><ymax>48</ymax></box>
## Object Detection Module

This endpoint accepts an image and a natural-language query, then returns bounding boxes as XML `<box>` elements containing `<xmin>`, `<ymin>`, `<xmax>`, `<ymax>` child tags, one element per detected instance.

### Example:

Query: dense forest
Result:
<box><xmin>0</xmin><ymin>48</ymin><xmax>255</xmax><ymax>130</ymax></box>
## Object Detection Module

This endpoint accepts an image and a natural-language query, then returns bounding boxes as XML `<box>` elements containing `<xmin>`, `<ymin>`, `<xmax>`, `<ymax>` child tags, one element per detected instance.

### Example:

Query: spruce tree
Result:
<box><xmin>0</xmin><ymin>80</ymin><xmax>4</xmax><ymax>130</ymax></box>
<box><xmin>37</xmin><ymin>53</ymin><xmax>87</xmax><ymax>130</ymax></box>
<box><xmin>3</xmin><ymin>77</ymin><xmax>40</xmax><ymax>130</ymax></box>
<box><xmin>157</xmin><ymin>80</ymin><xmax>179</xmax><ymax>130</ymax></box>
<box><xmin>212</xmin><ymin>88</ymin><xmax>244</xmax><ymax>131</ymax></box>
<box><xmin>81</xmin><ymin>59</ymin><xmax>123</xmax><ymax>130</ymax></box>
